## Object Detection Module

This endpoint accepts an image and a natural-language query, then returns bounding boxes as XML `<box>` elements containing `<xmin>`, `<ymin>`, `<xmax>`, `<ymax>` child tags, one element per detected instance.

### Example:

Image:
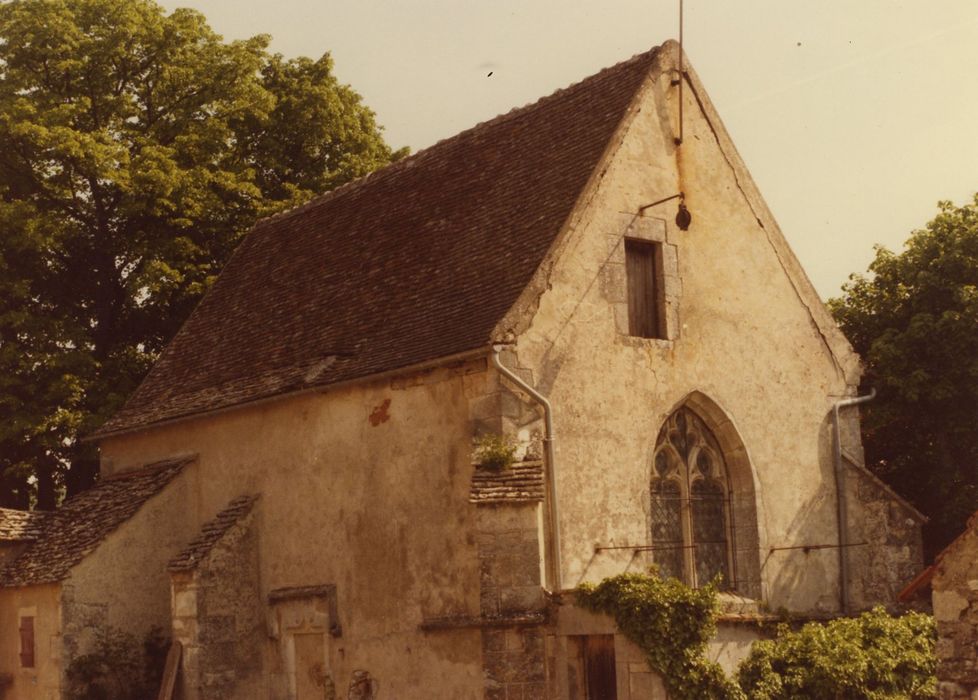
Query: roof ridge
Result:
<box><xmin>254</xmin><ymin>45</ymin><xmax>662</xmax><ymax>230</ymax></box>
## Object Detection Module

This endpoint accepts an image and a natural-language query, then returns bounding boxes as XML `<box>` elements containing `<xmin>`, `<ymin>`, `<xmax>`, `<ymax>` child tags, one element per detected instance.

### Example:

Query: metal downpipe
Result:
<box><xmin>491</xmin><ymin>345</ymin><xmax>562</xmax><ymax>592</ymax></box>
<box><xmin>832</xmin><ymin>388</ymin><xmax>876</xmax><ymax>614</ymax></box>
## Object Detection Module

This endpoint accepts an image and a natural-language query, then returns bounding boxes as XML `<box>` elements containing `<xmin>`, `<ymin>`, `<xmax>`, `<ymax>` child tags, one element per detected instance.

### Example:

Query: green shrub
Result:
<box><xmin>737</xmin><ymin>607</ymin><xmax>936</xmax><ymax>699</ymax></box>
<box><xmin>576</xmin><ymin>572</ymin><xmax>745</xmax><ymax>700</ymax></box>
<box><xmin>66</xmin><ymin>626</ymin><xmax>169</xmax><ymax>700</ymax></box>
<box><xmin>474</xmin><ymin>433</ymin><xmax>517</xmax><ymax>471</ymax></box>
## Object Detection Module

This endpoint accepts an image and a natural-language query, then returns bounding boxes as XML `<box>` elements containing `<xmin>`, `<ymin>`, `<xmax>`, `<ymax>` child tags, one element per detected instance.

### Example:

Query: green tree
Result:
<box><xmin>830</xmin><ymin>195</ymin><xmax>978</xmax><ymax>556</ymax></box>
<box><xmin>0</xmin><ymin>0</ymin><xmax>402</xmax><ymax>508</ymax></box>
<box><xmin>737</xmin><ymin>607</ymin><xmax>936</xmax><ymax>699</ymax></box>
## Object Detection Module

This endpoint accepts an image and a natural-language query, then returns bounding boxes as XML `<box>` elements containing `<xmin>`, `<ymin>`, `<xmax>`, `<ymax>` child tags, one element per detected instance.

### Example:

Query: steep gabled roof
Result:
<box><xmin>0</xmin><ymin>458</ymin><xmax>190</xmax><ymax>587</ymax></box>
<box><xmin>0</xmin><ymin>508</ymin><xmax>48</xmax><ymax>542</ymax></box>
<box><xmin>94</xmin><ymin>46</ymin><xmax>662</xmax><ymax>438</ymax></box>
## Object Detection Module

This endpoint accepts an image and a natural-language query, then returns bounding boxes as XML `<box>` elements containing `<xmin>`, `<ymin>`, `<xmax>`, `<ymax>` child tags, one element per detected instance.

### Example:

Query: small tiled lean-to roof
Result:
<box><xmin>94</xmin><ymin>45</ymin><xmax>662</xmax><ymax>438</ymax></box>
<box><xmin>0</xmin><ymin>508</ymin><xmax>49</xmax><ymax>542</ymax></box>
<box><xmin>470</xmin><ymin>461</ymin><xmax>545</xmax><ymax>504</ymax></box>
<box><xmin>169</xmin><ymin>494</ymin><xmax>258</xmax><ymax>572</ymax></box>
<box><xmin>0</xmin><ymin>458</ymin><xmax>190</xmax><ymax>587</ymax></box>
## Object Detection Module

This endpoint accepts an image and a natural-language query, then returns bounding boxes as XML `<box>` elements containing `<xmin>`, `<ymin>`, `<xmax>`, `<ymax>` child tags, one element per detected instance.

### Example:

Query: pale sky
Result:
<box><xmin>158</xmin><ymin>0</ymin><xmax>978</xmax><ymax>299</ymax></box>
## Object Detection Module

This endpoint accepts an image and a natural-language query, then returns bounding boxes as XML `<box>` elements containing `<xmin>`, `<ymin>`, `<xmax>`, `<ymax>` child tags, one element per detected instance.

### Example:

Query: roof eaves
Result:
<box><xmin>88</xmin><ymin>345</ymin><xmax>493</xmax><ymax>442</ymax></box>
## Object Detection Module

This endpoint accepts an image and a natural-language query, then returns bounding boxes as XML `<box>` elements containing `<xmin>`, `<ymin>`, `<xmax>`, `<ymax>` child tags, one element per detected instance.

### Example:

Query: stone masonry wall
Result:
<box><xmin>843</xmin><ymin>457</ymin><xmax>925</xmax><ymax>612</ymax></box>
<box><xmin>476</xmin><ymin>505</ymin><xmax>547</xmax><ymax>699</ymax></box>
<box><xmin>933</xmin><ymin>522</ymin><xmax>978</xmax><ymax>699</ymax></box>
<box><xmin>170</xmin><ymin>507</ymin><xmax>262</xmax><ymax>700</ymax></box>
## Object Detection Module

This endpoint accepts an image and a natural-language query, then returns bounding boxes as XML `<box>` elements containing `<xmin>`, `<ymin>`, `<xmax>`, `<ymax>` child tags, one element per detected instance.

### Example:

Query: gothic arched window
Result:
<box><xmin>651</xmin><ymin>406</ymin><xmax>733</xmax><ymax>588</ymax></box>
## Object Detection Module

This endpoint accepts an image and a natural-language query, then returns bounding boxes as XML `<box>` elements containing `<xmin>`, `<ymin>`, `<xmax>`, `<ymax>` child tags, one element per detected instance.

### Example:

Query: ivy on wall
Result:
<box><xmin>576</xmin><ymin>572</ymin><xmax>745</xmax><ymax>700</ymax></box>
<box><xmin>576</xmin><ymin>572</ymin><xmax>937</xmax><ymax>700</ymax></box>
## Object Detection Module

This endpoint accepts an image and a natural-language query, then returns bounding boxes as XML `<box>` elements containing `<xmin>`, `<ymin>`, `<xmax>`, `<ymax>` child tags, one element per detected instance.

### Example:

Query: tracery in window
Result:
<box><xmin>651</xmin><ymin>407</ymin><xmax>733</xmax><ymax>588</ymax></box>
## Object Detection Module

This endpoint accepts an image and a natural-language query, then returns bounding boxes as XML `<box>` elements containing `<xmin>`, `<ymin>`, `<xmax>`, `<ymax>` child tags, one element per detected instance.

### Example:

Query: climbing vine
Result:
<box><xmin>575</xmin><ymin>572</ymin><xmax>745</xmax><ymax>700</ymax></box>
<box><xmin>576</xmin><ymin>572</ymin><xmax>937</xmax><ymax>700</ymax></box>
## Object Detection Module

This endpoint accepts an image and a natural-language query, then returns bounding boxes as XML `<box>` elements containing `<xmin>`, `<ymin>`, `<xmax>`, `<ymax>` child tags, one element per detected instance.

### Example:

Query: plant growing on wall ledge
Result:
<box><xmin>473</xmin><ymin>433</ymin><xmax>517</xmax><ymax>471</ymax></box>
<box><xmin>737</xmin><ymin>607</ymin><xmax>936</xmax><ymax>699</ymax></box>
<box><xmin>576</xmin><ymin>571</ymin><xmax>745</xmax><ymax>700</ymax></box>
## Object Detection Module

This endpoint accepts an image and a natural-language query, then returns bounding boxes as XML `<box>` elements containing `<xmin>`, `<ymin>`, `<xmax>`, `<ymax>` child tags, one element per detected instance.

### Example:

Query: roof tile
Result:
<box><xmin>95</xmin><ymin>46</ymin><xmax>661</xmax><ymax>437</ymax></box>
<box><xmin>470</xmin><ymin>461</ymin><xmax>545</xmax><ymax>504</ymax></box>
<box><xmin>0</xmin><ymin>508</ymin><xmax>49</xmax><ymax>542</ymax></box>
<box><xmin>168</xmin><ymin>494</ymin><xmax>258</xmax><ymax>572</ymax></box>
<box><xmin>0</xmin><ymin>458</ymin><xmax>190</xmax><ymax>587</ymax></box>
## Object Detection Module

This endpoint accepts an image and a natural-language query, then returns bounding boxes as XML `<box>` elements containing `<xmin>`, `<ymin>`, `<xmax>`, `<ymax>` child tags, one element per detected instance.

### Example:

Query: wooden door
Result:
<box><xmin>293</xmin><ymin>632</ymin><xmax>328</xmax><ymax>700</ymax></box>
<box><xmin>571</xmin><ymin>635</ymin><xmax>618</xmax><ymax>700</ymax></box>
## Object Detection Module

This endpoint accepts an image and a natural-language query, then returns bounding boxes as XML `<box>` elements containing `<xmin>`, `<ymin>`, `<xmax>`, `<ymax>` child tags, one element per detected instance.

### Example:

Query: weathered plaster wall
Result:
<box><xmin>0</xmin><ymin>584</ymin><xmax>61</xmax><ymax>700</ymax></box>
<box><xmin>498</xmin><ymin>46</ymin><xmax>873</xmax><ymax>615</ymax></box>
<box><xmin>933</xmin><ymin>522</ymin><xmax>978</xmax><ymax>699</ymax></box>
<box><xmin>100</xmin><ymin>361</ymin><xmax>487</xmax><ymax>699</ymax></box>
<box><xmin>61</xmin><ymin>465</ymin><xmax>196</xmax><ymax>670</ymax></box>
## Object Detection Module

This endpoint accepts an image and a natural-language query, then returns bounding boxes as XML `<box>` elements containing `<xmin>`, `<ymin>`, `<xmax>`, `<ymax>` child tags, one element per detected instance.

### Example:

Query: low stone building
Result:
<box><xmin>931</xmin><ymin>513</ymin><xmax>978</xmax><ymax>699</ymax></box>
<box><xmin>1</xmin><ymin>41</ymin><xmax>924</xmax><ymax>699</ymax></box>
<box><xmin>0</xmin><ymin>458</ymin><xmax>195</xmax><ymax>698</ymax></box>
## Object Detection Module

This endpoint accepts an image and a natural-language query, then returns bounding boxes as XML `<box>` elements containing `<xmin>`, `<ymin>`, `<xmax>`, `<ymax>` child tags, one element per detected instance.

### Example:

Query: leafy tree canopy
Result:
<box><xmin>830</xmin><ymin>195</ymin><xmax>978</xmax><ymax>556</ymax></box>
<box><xmin>738</xmin><ymin>607</ymin><xmax>936</xmax><ymax>699</ymax></box>
<box><xmin>0</xmin><ymin>0</ymin><xmax>404</xmax><ymax>508</ymax></box>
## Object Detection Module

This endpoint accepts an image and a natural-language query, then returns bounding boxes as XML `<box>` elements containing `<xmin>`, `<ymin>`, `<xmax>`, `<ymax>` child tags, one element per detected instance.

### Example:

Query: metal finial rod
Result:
<box><xmin>675</xmin><ymin>0</ymin><xmax>684</xmax><ymax>146</ymax></box>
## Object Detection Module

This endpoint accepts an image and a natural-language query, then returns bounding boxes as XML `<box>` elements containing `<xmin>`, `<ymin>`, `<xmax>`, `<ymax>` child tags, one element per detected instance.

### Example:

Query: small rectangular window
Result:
<box><xmin>625</xmin><ymin>239</ymin><xmax>665</xmax><ymax>339</ymax></box>
<box><xmin>19</xmin><ymin>616</ymin><xmax>35</xmax><ymax>668</ymax></box>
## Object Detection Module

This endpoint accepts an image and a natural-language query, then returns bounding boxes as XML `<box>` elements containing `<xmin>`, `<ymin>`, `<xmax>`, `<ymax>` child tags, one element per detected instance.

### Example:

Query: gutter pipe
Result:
<box><xmin>491</xmin><ymin>345</ymin><xmax>562</xmax><ymax>592</ymax></box>
<box><xmin>832</xmin><ymin>388</ymin><xmax>876</xmax><ymax>615</ymax></box>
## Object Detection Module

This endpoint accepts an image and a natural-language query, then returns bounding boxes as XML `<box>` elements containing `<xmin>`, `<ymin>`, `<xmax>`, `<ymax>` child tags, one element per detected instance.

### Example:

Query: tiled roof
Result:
<box><xmin>0</xmin><ymin>458</ymin><xmax>190</xmax><ymax>587</ymax></box>
<box><xmin>470</xmin><ymin>461</ymin><xmax>545</xmax><ymax>504</ymax></box>
<box><xmin>168</xmin><ymin>494</ymin><xmax>258</xmax><ymax>572</ymax></box>
<box><xmin>0</xmin><ymin>508</ymin><xmax>48</xmax><ymax>542</ymax></box>
<box><xmin>94</xmin><ymin>45</ymin><xmax>661</xmax><ymax>437</ymax></box>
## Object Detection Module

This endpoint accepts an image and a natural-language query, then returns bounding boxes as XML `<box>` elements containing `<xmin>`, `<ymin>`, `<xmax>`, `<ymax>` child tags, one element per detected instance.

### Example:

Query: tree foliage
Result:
<box><xmin>829</xmin><ymin>195</ymin><xmax>978</xmax><ymax>556</ymax></box>
<box><xmin>738</xmin><ymin>607</ymin><xmax>936</xmax><ymax>699</ymax></box>
<box><xmin>0</xmin><ymin>0</ymin><xmax>402</xmax><ymax>507</ymax></box>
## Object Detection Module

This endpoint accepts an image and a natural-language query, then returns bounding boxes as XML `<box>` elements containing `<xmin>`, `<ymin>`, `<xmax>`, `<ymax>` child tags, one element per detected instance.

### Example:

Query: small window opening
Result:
<box><xmin>19</xmin><ymin>616</ymin><xmax>35</xmax><ymax>668</ymax></box>
<box><xmin>625</xmin><ymin>239</ymin><xmax>665</xmax><ymax>339</ymax></box>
